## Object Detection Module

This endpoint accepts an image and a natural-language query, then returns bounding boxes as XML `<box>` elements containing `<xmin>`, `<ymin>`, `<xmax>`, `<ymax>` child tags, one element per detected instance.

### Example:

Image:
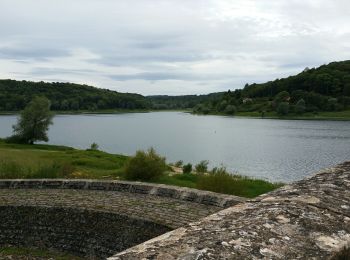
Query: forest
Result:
<box><xmin>0</xmin><ymin>80</ymin><xmax>150</xmax><ymax>111</ymax></box>
<box><xmin>1</xmin><ymin>60</ymin><xmax>350</xmax><ymax>116</ymax></box>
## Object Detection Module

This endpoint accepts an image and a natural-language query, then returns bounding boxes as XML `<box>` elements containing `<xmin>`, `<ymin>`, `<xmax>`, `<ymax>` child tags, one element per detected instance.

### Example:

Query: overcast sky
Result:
<box><xmin>0</xmin><ymin>0</ymin><xmax>349</xmax><ymax>95</ymax></box>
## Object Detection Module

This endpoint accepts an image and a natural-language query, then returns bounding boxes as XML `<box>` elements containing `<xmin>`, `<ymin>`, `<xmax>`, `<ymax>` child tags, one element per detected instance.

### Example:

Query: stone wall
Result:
<box><xmin>0</xmin><ymin>180</ymin><xmax>244</xmax><ymax>259</ymax></box>
<box><xmin>110</xmin><ymin>162</ymin><xmax>350</xmax><ymax>259</ymax></box>
<box><xmin>0</xmin><ymin>206</ymin><xmax>170</xmax><ymax>259</ymax></box>
<box><xmin>0</xmin><ymin>179</ymin><xmax>245</xmax><ymax>208</ymax></box>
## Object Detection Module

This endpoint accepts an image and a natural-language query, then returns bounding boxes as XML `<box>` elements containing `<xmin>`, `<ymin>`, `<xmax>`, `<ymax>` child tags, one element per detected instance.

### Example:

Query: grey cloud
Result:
<box><xmin>0</xmin><ymin>47</ymin><xmax>69</xmax><ymax>61</ymax></box>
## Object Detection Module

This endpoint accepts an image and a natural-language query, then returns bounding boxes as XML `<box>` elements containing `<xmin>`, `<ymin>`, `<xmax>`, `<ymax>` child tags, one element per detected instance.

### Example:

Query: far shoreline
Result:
<box><xmin>2</xmin><ymin>109</ymin><xmax>350</xmax><ymax>121</ymax></box>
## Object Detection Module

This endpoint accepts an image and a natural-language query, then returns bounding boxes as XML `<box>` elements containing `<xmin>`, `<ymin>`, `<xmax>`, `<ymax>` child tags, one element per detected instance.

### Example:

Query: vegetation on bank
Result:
<box><xmin>0</xmin><ymin>140</ymin><xmax>281</xmax><ymax>198</ymax></box>
<box><xmin>192</xmin><ymin>61</ymin><xmax>350</xmax><ymax>117</ymax></box>
<box><xmin>0</xmin><ymin>79</ymin><xmax>150</xmax><ymax>111</ymax></box>
<box><xmin>0</xmin><ymin>246</ymin><xmax>82</xmax><ymax>260</ymax></box>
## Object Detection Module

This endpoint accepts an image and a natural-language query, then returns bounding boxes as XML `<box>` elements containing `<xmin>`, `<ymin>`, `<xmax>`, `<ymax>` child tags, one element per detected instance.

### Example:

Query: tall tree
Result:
<box><xmin>12</xmin><ymin>96</ymin><xmax>53</xmax><ymax>144</ymax></box>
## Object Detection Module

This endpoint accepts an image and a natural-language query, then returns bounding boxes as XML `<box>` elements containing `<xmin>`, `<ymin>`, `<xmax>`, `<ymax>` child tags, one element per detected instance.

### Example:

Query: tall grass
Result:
<box><xmin>197</xmin><ymin>167</ymin><xmax>282</xmax><ymax>198</ymax></box>
<box><xmin>0</xmin><ymin>160</ymin><xmax>75</xmax><ymax>179</ymax></box>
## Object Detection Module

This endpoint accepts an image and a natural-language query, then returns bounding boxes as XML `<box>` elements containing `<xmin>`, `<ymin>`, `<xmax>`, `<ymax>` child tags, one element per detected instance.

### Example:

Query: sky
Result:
<box><xmin>0</xmin><ymin>0</ymin><xmax>349</xmax><ymax>95</ymax></box>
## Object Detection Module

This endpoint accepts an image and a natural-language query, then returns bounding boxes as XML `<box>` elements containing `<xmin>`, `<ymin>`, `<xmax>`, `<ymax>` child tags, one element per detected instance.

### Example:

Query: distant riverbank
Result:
<box><xmin>2</xmin><ymin>108</ymin><xmax>350</xmax><ymax>121</ymax></box>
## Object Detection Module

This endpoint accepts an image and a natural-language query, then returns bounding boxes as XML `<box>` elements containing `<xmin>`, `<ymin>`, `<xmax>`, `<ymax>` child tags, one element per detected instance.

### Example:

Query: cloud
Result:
<box><xmin>0</xmin><ymin>0</ymin><xmax>349</xmax><ymax>95</ymax></box>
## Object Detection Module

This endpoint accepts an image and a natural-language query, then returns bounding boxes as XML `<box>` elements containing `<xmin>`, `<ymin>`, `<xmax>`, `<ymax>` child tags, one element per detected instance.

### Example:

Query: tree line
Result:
<box><xmin>0</xmin><ymin>79</ymin><xmax>150</xmax><ymax>111</ymax></box>
<box><xmin>193</xmin><ymin>60</ymin><xmax>350</xmax><ymax>115</ymax></box>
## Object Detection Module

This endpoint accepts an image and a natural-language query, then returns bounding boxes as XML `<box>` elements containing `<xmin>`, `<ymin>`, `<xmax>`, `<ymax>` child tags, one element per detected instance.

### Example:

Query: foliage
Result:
<box><xmin>12</xmin><ymin>96</ymin><xmax>53</xmax><ymax>144</ymax></box>
<box><xmin>145</xmin><ymin>60</ymin><xmax>350</xmax><ymax>117</ymax></box>
<box><xmin>124</xmin><ymin>148</ymin><xmax>167</xmax><ymax>181</ymax></box>
<box><xmin>224</xmin><ymin>105</ymin><xmax>237</xmax><ymax>115</ymax></box>
<box><xmin>0</xmin><ymin>79</ymin><xmax>150</xmax><ymax>111</ymax></box>
<box><xmin>174</xmin><ymin>160</ymin><xmax>183</xmax><ymax>167</ymax></box>
<box><xmin>0</xmin><ymin>141</ymin><xmax>281</xmax><ymax>197</ymax></box>
<box><xmin>182</xmin><ymin>163</ymin><xmax>192</xmax><ymax>174</ymax></box>
<box><xmin>277</xmin><ymin>102</ymin><xmax>289</xmax><ymax>115</ymax></box>
<box><xmin>90</xmin><ymin>142</ymin><xmax>99</xmax><ymax>151</ymax></box>
<box><xmin>195</xmin><ymin>160</ymin><xmax>209</xmax><ymax>173</ymax></box>
<box><xmin>295</xmin><ymin>99</ymin><xmax>306</xmax><ymax>114</ymax></box>
<box><xmin>197</xmin><ymin>167</ymin><xmax>282</xmax><ymax>198</ymax></box>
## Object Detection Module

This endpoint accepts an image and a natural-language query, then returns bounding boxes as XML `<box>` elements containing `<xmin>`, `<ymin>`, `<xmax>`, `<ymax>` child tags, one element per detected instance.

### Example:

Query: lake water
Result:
<box><xmin>1</xmin><ymin>112</ymin><xmax>349</xmax><ymax>183</ymax></box>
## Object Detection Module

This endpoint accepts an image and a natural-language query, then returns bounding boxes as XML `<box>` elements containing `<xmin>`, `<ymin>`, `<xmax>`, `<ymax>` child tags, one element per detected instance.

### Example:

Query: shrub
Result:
<box><xmin>224</xmin><ymin>105</ymin><xmax>237</xmax><ymax>115</ymax></box>
<box><xmin>182</xmin><ymin>163</ymin><xmax>192</xmax><ymax>174</ymax></box>
<box><xmin>90</xmin><ymin>142</ymin><xmax>99</xmax><ymax>151</ymax></box>
<box><xmin>174</xmin><ymin>160</ymin><xmax>183</xmax><ymax>167</ymax></box>
<box><xmin>277</xmin><ymin>102</ymin><xmax>289</xmax><ymax>115</ymax></box>
<box><xmin>124</xmin><ymin>148</ymin><xmax>166</xmax><ymax>181</ymax></box>
<box><xmin>295</xmin><ymin>99</ymin><xmax>306</xmax><ymax>114</ymax></box>
<box><xmin>195</xmin><ymin>160</ymin><xmax>209</xmax><ymax>173</ymax></box>
<box><xmin>197</xmin><ymin>167</ymin><xmax>243</xmax><ymax>195</ymax></box>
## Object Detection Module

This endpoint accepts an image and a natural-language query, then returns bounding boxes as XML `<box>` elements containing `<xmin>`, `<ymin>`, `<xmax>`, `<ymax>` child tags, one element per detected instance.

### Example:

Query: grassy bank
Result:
<box><xmin>0</xmin><ymin>140</ymin><xmax>282</xmax><ymax>198</ymax></box>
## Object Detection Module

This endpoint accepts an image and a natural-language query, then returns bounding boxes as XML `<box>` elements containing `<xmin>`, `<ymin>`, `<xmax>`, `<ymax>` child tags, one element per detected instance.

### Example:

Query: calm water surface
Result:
<box><xmin>1</xmin><ymin>112</ymin><xmax>349</xmax><ymax>183</ymax></box>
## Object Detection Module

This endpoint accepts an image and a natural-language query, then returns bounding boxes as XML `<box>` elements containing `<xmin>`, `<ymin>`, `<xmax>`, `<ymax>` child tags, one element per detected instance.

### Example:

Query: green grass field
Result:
<box><xmin>0</xmin><ymin>139</ymin><xmax>282</xmax><ymax>198</ymax></box>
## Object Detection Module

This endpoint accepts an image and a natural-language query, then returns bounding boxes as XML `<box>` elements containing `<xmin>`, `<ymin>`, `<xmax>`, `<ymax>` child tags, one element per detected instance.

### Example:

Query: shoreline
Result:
<box><xmin>2</xmin><ymin>109</ymin><xmax>350</xmax><ymax>121</ymax></box>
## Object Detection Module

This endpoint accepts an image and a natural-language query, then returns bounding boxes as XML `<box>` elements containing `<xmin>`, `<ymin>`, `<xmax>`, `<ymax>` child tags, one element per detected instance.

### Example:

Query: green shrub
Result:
<box><xmin>197</xmin><ymin>167</ymin><xmax>243</xmax><ymax>195</ymax></box>
<box><xmin>295</xmin><ymin>99</ymin><xmax>306</xmax><ymax>114</ymax></box>
<box><xmin>277</xmin><ymin>102</ymin><xmax>289</xmax><ymax>115</ymax></box>
<box><xmin>195</xmin><ymin>160</ymin><xmax>209</xmax><ymax>173</ymax></box>
<box><xmin>89</xmin><ymin>142</ymin><xmax>99</xmax><ymax>151</ymax></box>
<box><xmin>182</xmin><ymin>163</ymin><xmax>192</xmax><ymax>174</ymax></box>
<box><xmin>224</xmin><ymin>105</ymin><xmax>237</xmax><ymax>115</ymax></box>
<box><xmin>124</xmin><ymin>148</ymin><xmax>166</xmax><ymax>181</ymax></box>
<box><xmin>174</xmin><ymin>160</ymin><xmax>183</xmax><ymax>167</ymax></box>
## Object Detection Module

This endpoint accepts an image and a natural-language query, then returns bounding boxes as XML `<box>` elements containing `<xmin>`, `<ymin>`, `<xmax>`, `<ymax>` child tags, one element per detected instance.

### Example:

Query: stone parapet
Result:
<box><xmin>110</xmin><ymin>162</ymin><xmax>350</xmax><ymax>259</ymax></box>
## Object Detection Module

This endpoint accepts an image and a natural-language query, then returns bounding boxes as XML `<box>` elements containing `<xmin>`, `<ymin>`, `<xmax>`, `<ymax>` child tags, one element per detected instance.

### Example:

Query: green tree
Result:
<box><xmin>295</xmin><ymin>99</ymin><xmax>306</xmax><ymax>114</ymax></box>
<box><xmin>12</xmin><ymin>96</ymin><xmax>53</xmax><ymax>144</ymax></box>
<box><xmin>224</xmin><ymin>105</ymin><xmax>237</xmax><ymax>115</ymax></box>
<box><xmin>182</xmin><ymin>163</ymin><xmax>192</xmax><ymax>174</ymax></box>
<box><xmin>195</xmin><ymin>160</ymin><xmax>209</xmax><ymax>173</ymax></box>
<box><xmin>277</xmin><ymin>102</ymin><xmax>289</xmax><ymax>115</ymax></box>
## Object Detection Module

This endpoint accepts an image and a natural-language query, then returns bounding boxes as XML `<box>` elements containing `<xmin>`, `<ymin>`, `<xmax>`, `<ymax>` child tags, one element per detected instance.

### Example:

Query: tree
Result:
<box><xmin>195</xmin><ymin>160</ymin><xmax>209</xmax><ymax>173</ymax></box>
<box><xmin>182</xmin><ymin>163</ymin><xmax>192</xmax><ymax>174</ymax></box>
<box><xmin>12</xmin><ymin>96</ymin><xmax>53</xmax><ymax>144</ymax></box>
<box><xmin>295</xmin><ymin>99</ymin><xmax>306</xmax><ymax>114</ymax></box>
<box><xmin>224</xmin><ymin>105</ymin><xmax>237</xmax><ymax>115</ymax></box>
<box><xmin>277</xmin><ymin>102</ymin><xmax>289</xmax><ymax>115</ymax></box>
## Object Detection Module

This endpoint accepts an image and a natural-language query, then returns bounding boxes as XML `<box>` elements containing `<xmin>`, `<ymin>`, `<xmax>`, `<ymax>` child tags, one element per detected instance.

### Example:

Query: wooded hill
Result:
<box><xmin>191</xmin><ymin>60</ymin><xmax>350</xmax><ymax>115</ymax></box>
<box><xmin>0</xmin><ymin>80</ymin><xmax>150</xmax><ymax>111</ymax></box>
<box><xmin>1</xmin><ymin>60</ymin><xmax>350</xmax><ymax>115</ymax></box>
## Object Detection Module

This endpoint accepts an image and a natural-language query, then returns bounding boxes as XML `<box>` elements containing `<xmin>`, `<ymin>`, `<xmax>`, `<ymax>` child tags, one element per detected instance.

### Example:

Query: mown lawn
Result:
<box><xmin>0</xmin><ymin>140</ymin><xmax>282</xmax><ymax>198</ymax></box>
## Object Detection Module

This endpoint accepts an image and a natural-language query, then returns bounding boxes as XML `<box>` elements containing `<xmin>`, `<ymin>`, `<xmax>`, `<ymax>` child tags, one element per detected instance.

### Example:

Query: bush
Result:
<box><xmin>197</xmin><ymin>167</ymin><xmax>243</xmax><ymax>195</ymax></box>
<box><xmin>195</xmin><ymin>160</ymin><xmax>209</xmax><ymax>173</ymax></box>
<box><xmin>89</xmin><ymin>142</ymin><xmax>99</xmax><ymax>151</ymax></box>
<box><xmin>277</xmin><ymin>102</ymin><xmax>289</xmax><ymax>115</ymax></box>
<box><xmin>224</xmin><ymin>105</ymin><xmax>237</xmax><ymax>115</ymax></box>
<box><xmin>182</xmin><ymin>163</ymin><xmax>192</xmax><ymax>174</ymax></box>
<box><xmin>295</xmin><ymin>99</ymin><xmax>306</xmax><ymax>114</ymax></box>
<box><xmin>174</xmin><ymin>160</ymin><xmax>183</xmax><ymax>167</ymax></box>
<box><xmin>124</xmin><ymin>148</ymin><xmax>166</xmax><ymax>181</ymax></box>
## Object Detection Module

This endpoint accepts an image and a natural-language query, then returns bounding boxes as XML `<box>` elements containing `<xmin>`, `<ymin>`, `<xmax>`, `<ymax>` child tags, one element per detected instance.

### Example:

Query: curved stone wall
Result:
<box><xmin>110</xmin><ymin>162</ymin><xmax>350</xmax><ymax>259</ymax></box>
<box><xmin>0</xmin><ymin>180</ymin><xmax>244</xmax><ymax>259</ymax></box>
<box><xmin>0</xmin><ymin>206</ymin><xmax>170</xmax><ymax>259</ymax></box>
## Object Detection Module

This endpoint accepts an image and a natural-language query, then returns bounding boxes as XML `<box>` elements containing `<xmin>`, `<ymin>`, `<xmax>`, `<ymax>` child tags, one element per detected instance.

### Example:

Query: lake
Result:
<box><xmin>1</xmin><ymin>112</ymin><xmax>349</xmax><ymax>183</ymax></box>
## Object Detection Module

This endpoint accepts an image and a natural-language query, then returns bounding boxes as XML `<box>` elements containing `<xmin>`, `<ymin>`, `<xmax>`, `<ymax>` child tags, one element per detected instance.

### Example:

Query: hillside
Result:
<box><xmin>192</xmin><ymin>60</ymin><xmax>350</xmax><ymax>117</ymax></box>
<box><xmin>0</xmin><ymin>80</ymin><xmax>150</xmax><ymax>111</ymax></box>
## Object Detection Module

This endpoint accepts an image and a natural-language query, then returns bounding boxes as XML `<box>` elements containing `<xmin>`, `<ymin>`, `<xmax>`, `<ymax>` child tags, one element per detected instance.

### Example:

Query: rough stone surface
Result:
<box><xmin>0</xmin><ymin>179</ymin><xmax>245</xmax><ymax>208</ymax></box>
<box><xmin>0</xmin><ymin>189</ymin><xmax>224</xmax><ymax>229</ymax></box>
<box><xmin>0</xmin><ymin>180</ymin><xmax>243</xmax><ymax>259</ymax></box>
<box><xmin>110</xmin><ymin>162</ymin><xmax>350</xmax><ymax>259</ymax></box>
<box><xmin>0</xmin><ymin>206</ymin><xmax>170</xmax><ymax>259</ymax></box>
